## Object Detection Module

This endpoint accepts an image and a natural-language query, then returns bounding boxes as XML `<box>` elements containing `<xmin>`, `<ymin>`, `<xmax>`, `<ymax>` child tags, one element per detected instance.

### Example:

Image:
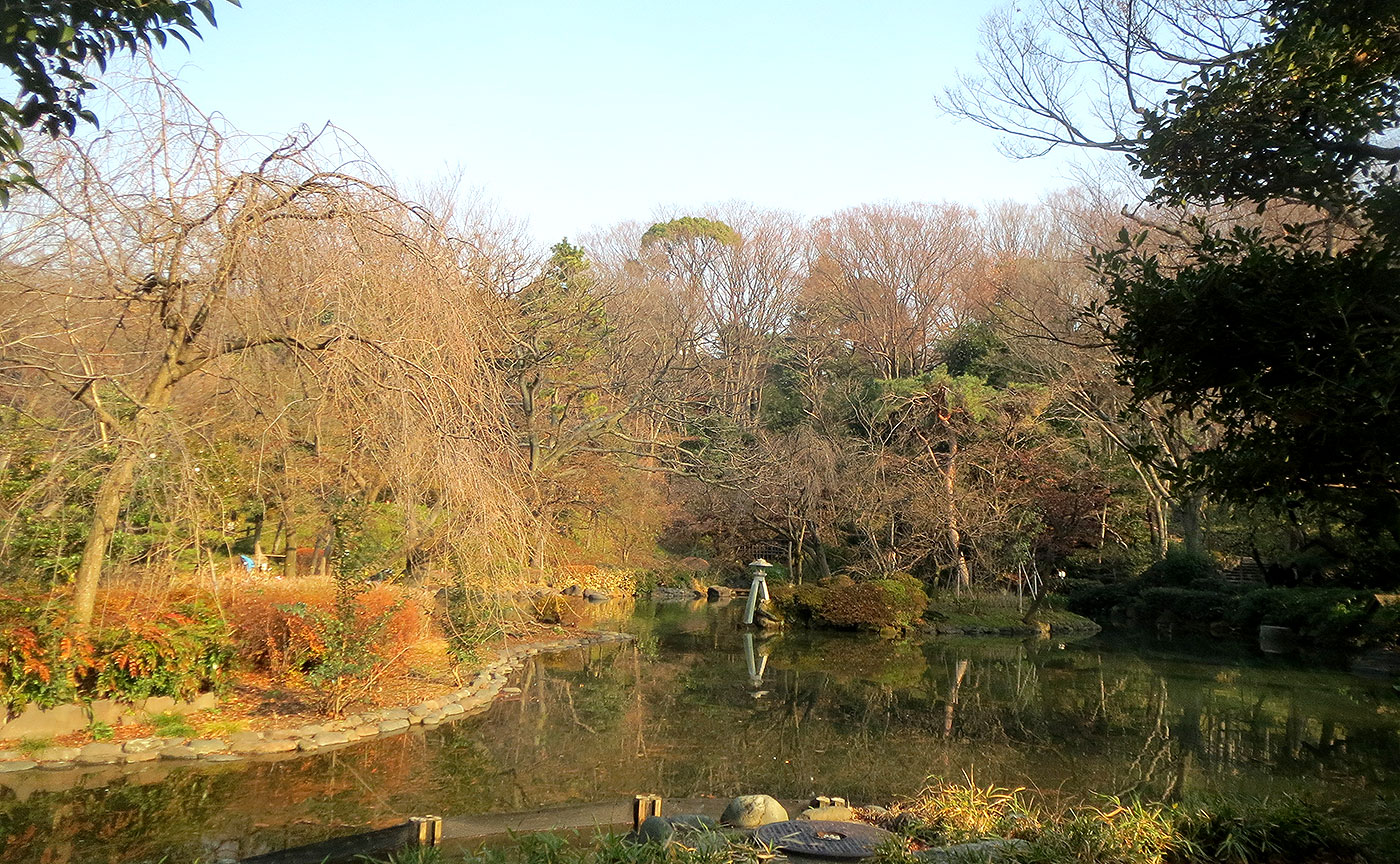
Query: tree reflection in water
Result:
<box><xmin>1</xmin><ymin>602</ymin><xmax>1397</xmax><ymax>863</ymax></box>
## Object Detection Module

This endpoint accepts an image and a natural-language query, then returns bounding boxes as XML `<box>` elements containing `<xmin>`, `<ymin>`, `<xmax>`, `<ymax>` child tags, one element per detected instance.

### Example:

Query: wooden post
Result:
<box><xmin>633</xmin><ymin>794</ymin><xmax>663</xmax><ymax>831</ymax></box>
<box><xmin>412</xmin><ymin>816</ymin><xmax>443</xmax><ymax>847</ymax></box>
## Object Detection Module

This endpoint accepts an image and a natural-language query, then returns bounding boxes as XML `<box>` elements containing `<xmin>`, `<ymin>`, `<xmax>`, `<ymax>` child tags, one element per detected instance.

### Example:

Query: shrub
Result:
<box><xmin>1228</xmin><ymin>587</ymin><xmax>1375</xmax><ymax>645</ymax></box>
<box><xmin>1136</xmin><ymin>587</ymin><xmax>1231</xmax><ymax>624</ymax></box>
<box><xmin>276</xmin><ymin>576</ymin><xmax>420</xmax><ymax>716</ymax></box>
<box><xmin>1140</xmin><ymin>547</ymin><xmax>1218</xmax><ymax>588</ymax></box>
<box><xmin>0</xmin><ymin>589</ymin><xmax>232</xmax><ymax>714</ymax></box>
<box><xmin>226</xmin><ymin>579</ymin><xmax>425</xmax><ymax>678</ymax></box>
<box><xmin>0</xmin><ymin>590</ymin><xmax>95</xmax><ymax>712</ymax></box>
<box><xmin>1064</xmin><ymin>580</ymin><xmax>1140</xmax><ymax>619</ymax></box>
<box><xmin>225</xmin><ymin>580</ymin><xmax>336</xmax><ymax>675</ymax></box>
<box><xmin>775</xmin><ymin>573</ymin><xmax>927</xmax><ymax>632</ymax></box>
<box><xmin>93</xmin><ymin>600</ymin><xmax>232</xmax><ymax>702</ymax></box>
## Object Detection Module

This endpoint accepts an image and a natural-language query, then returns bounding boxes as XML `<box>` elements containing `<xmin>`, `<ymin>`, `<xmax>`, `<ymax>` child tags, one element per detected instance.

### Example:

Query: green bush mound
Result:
<box><xmin>1140</xmin><ymin>548</ymin><xmax>1219</xmax><ymax>587</ymax></box>
<box><xmin>773</xmin><ymin>573</ymin><xmax>928</xmax><ymax>632</ymax></box>
<box><xmin>1063</xmin><ymin>554</ymin><xmax>1400</xmax><ymax>649</ymax></box>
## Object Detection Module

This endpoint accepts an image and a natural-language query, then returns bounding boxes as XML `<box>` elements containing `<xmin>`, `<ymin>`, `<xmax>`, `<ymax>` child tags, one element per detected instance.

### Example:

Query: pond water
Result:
<box><xmin>2</xmin><ymin>599</ymin><xmax>1398</xmax><ymax>863</ymax></box>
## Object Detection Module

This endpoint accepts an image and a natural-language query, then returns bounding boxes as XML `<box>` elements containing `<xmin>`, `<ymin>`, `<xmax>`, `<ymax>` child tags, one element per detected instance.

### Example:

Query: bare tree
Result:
<box><xmin>942</xmin><ymin>0</ymin><xmax>1265</xmax><ymax>157</ymax></box>
<box><xmin>0</xmin><ymin>72</ymin><xmax>530</xmax><ymax>622</ymax></box>
<box><xmin>808</xmin><ymin>203</ymin><xmax>982</xmax><ymax>379</ymax></box>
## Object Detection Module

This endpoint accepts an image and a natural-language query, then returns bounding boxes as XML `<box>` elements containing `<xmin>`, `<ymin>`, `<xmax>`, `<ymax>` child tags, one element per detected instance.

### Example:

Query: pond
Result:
<box><xmin>2</xmin><ymin>599</ymin><xmax>1398</xmax><ymax>863</ymax></box>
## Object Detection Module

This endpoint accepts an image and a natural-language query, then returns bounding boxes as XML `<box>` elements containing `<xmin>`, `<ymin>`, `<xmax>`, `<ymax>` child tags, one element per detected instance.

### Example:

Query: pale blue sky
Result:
<box><xmin>164</xmin><ymin>1</ymin><xmax>1080</xmax><ymax>245</ymax></box>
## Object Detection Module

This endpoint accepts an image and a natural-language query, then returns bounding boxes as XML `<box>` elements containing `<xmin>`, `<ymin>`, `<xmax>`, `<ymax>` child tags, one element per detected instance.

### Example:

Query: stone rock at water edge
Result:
<box><xmin>721</xmin><ymin>794</ymin><xmax>788</xmax><ymax>828</ymax></box>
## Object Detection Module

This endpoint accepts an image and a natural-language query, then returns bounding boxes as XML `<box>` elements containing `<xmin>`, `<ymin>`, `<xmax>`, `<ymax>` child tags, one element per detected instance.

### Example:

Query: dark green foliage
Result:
<box><xmin>0</xmin><ymin>409</ymin><xmax>105</xmax><ymax>582</ymax></box>
<box><xmin>1228</xmin><ymin>586</ymin><xmax>1378</xmax><ymax>643</ymax></box>
<box><xmin>1092</xmin><ymin>0</ymin><xmax>1400</xmax><ymax>569</ymax></box>
<box><xmin>0</xmin><ymin>0</ymin><xmax>239</xmax><ymax>201</ymax></box>
<box><xmin>1173</xmin><ymin>795</ymin><xmax>1362</xmax><ymax>864</ymax></box>
<box><xmin>1134</xmin><ymin>1</ymin><xmax>1400</xmax><ymax>211</ymax></box>
<box><xmin>1095</xmin><ymin>224</ymin><xmax>1400</xmax><ymax>540</ymax></box>
<box><xmin>1136</xmin><ymin>587</ymin><xmax>1232</xmax><ymax>625</ymax></box>
<box><xmin>1139</xmin><ymin>547</ymin><xmax>1218</xmax><ymax>588</ymax></box>
<box><xmin>940</xmin><ymin>320</ymin><xmax>1014</xmax><ymax>385</ymax></box>
<box><xmin>1063</xmin><ymin>579</ymin><xmax>1140</xmax><ymax>619</ymax></box>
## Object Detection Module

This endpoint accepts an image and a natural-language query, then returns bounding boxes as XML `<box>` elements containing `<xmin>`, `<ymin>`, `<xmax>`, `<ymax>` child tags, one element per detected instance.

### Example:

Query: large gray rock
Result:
<box><xmin>33</xmin><ymin>746</ymin><xmax>80</xmax><ymax>763</ymax></box>
<box><xmin>652</xmin><ymin>586</ymin><xmax>701</xmax><ymax>602</ymax></box>
<box><xmin>638</xmin><ymin>815</ymin><xmax>674</xmax><ymax>844</ymax></box>
<box><xmin>721</xmin><ymin>794</ymin><xmax>788</xmax><ymax>828</ymax></box>
<box><xmin>636</xmin><ymin>815</ymin><xmax>719</xmax><ymax>847</ymax></box>
<box><xmin>915</xmin><ymin>839</ymin><xmax>1030</xmax><ymax>863</ymax></box>
<box><xmin>75</xmin><ymin>742</ymin><xmax>124</xmax><ymax>764</ymax></box>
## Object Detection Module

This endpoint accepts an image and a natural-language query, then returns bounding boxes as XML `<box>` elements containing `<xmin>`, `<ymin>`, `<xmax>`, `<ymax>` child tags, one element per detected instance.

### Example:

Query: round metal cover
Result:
<box><xmin>751</xmin><ymin>819</ymin><xmax>894</xmax><ymax>859</ymax></box>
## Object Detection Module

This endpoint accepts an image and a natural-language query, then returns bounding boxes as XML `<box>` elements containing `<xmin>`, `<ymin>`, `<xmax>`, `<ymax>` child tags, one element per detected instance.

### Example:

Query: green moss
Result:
<box><xmin>774</xmin><ymin>573</ymin><xmax>927</xmax><ymax>633</ymax></box>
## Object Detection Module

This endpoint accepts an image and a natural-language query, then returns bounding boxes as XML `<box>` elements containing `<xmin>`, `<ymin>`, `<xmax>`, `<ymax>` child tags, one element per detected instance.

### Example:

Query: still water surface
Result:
<box><xmin>1</xmin><ymin>599</ymin><xmax>1397</xmax><ymax>863</ymax></box>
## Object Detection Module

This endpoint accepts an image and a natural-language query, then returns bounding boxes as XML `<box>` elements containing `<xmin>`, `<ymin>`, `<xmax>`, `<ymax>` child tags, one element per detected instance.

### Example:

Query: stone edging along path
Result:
<box><xmin>0</xmin><ymin>630</ymin><xmax>635</xmax><ymax>776</ymax></box>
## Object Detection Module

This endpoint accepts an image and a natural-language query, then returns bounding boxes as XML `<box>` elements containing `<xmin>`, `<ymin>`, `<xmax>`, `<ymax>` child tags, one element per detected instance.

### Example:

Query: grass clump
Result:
<box><xmin>882</xmin><ymin>779</ymin><xmax>1040</xmax><ymax>846</ymax></box>
<box><xmin>1172</xmin><ymin>796</ymin><xmax>1362</xmax><ymax>863</ymax></box>
<box><xmin>15</xmin><ymin>736</ymin><xmax>52</xmax><ymax>756</ymax></box>
<box><xmin>87</xmin><ymin>719</ymin><xmax>114</xmax><ymax>741</ymax></box>
<box><xmin>867</xmin><ymin>782</ymin><xmax>1369</xmax><ymax>864</ymax></box>
<box><xmin>149</xmin><ymin>711</ymin><xmax>196</xmax><ymax>738</ymax></box>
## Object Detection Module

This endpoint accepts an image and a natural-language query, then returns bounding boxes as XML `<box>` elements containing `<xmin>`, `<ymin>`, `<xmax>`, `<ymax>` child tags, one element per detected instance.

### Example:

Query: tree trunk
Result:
<box><xmin>809</xmin><ymin>530</ymin><xmax>832</xmax><ymax>581</ymax></box>
<box><xmin>944</xmin><ymin>658</ymin><xmax>969</xmax><ymax>737</ymax></box>
<box><xmin>1176</xmin><ymin>493</ymin><xmax>1206</xmax><ymax>557</ymax></box>
<box><xmin>71</xmin><ymin>345</ymin><xmax>181</xmax><ymax>625</ymax></box>
<box><xmin>1148</xmin><ymin>496</ymin><xmax>1169</xmax><ymax>559</ymax></box>
<box><xmin>71</xmin><ymin>448</ymin><xmax>140</xmax><ymax>625</ymax></box>
<box><xmin>943</xmin><ymin>439</ymin><xmax>972</xmax><ymax>594</ymax></box>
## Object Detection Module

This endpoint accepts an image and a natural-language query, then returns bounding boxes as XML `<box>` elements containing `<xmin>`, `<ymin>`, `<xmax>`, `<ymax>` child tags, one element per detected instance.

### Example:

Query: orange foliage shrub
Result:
<box><xmin>223</xmin><ymin>579</ymin><xmax>429</xmax><ymax>677</ymax></box>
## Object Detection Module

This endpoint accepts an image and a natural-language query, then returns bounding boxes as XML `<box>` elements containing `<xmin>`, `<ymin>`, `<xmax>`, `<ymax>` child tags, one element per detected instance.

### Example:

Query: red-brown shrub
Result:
<box><xmin>223</xmin><ymin>579</ymin><xmax>429</xmax><ymax>677</ymax></box>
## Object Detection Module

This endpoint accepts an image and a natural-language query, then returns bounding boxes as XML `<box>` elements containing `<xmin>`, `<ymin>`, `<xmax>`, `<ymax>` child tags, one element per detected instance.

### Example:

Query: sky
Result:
<box><xmin>161</xmin><ymin>1</ymin><xmax>1083</xmax><ymax>246</ymax></box>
